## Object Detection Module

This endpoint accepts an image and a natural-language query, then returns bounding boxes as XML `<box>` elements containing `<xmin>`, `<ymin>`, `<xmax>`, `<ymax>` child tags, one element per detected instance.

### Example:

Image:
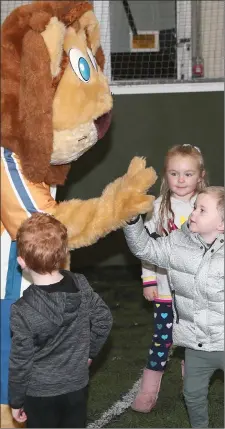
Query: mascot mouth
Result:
<box><xmin>94</xmin><ymin>110</ymin><xmax>112</xmax><ymax>140</ymax></box>
<box><xmin>51</xmin><ymin>110</ymin><xmax>112</xmax><ymax>165</ymax></box>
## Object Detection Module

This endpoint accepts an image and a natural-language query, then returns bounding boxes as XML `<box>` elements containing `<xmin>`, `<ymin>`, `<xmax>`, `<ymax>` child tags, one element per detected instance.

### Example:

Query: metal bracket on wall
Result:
<box><xmin>122</xmin><ymin>0</ymin><xmax>138</xmax><ymax>36</ymax></box>
<box><xmin>177</xmin><ymin>38</ymin><xmax>191</xmax><ymax>52</ymax></box>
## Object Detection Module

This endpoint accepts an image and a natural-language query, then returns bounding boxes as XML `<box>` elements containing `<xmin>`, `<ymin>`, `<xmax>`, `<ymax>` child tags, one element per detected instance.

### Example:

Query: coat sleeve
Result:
<box><xmin>81</xmin><ymin>276</ymin><xmax>113</xmax><ymax>358</ymax></box>
<box><xmin>123</xmin><ymin>216</ymin><xmax>171</xmax><ymax>270</ymax></box>
<box><xmin>8</xmin><ymin>304</ymin><xmax>34</xmax><ymax>409</ymax></box>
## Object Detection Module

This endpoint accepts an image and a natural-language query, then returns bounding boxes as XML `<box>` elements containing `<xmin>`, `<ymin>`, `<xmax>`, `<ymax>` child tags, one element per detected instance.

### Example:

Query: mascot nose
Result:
<box><xmin>94</xmin><ymin>110</ymin><xmax>112</xmax><ymax>140</ymax></box>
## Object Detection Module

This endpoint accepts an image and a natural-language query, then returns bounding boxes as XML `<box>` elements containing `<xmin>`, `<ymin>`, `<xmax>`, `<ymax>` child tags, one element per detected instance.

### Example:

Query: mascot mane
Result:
<box><xmin>1</xmin><ymin>1</ymin><xmax>105</xmax><ymax>185</ymax></box>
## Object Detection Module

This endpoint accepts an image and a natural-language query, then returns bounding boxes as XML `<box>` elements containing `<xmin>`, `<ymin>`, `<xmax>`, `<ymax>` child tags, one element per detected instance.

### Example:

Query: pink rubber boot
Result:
<box><xmin>131</xmin><ymin>368</ymin><xmax>163</xmax><ymax>413</ymax></box>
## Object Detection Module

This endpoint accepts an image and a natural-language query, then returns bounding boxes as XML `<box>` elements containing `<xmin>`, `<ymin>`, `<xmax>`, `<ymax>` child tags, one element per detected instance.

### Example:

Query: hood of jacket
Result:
<box><xmin>181</xmin><ymin>220</ymin><xmax>224</xmax><ymax>249</ymax></box>
<box><xmin>23</xmin><ymin>279</ymin><xmax>81</xmax><ymax>329</ymax></box>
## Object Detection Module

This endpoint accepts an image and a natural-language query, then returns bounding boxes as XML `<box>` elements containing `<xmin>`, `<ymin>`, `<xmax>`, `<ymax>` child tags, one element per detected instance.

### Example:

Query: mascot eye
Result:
<box><xmin>87</xmin><ymin>48</ymin><xmax>98</xmax><ymax>70</ymax></box>
<box><xmin>69</xmin><ymin>48</ymin><xmax>91</xmax><ymax>83</ymax></box>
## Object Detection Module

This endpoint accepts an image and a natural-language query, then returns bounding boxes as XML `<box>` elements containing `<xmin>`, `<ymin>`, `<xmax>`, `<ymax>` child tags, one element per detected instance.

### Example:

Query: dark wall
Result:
<box><xmin>57</xmin><ymin>91</ymin><xmax>224</xmax><ymax>268</ymax></box>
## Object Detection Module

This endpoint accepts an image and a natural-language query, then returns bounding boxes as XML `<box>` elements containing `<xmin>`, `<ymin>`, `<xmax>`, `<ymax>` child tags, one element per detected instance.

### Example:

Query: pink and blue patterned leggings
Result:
<box><xmin>147</xmin><ymin>300</ymin><xmax>173</xmax><ymax>371</ymax></box>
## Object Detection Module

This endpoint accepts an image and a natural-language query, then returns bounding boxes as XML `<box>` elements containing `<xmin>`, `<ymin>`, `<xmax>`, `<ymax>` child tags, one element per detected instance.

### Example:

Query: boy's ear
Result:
<box><xmin>17</xmin><ymin>256</ymin><xmax>26</xmax><ymax>270</ymax></box>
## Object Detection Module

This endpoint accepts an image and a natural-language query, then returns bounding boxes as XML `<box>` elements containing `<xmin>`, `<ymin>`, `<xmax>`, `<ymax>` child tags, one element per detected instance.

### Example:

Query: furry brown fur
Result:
<box><xmin>54</xmin><ymin>157</ymin><xmax>157</xmax><ymax>249</ymax></box>
<box><xmin>1</xmin><ymin>1</ymin><xmax>102</xmax><ymax>184</ymax></box>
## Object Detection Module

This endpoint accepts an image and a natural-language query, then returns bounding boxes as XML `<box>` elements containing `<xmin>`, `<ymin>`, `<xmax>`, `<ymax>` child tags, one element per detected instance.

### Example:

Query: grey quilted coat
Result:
<box><xmin>124</xmin><ymin>217</ymin><xmax>224</xmax><ymax>352</ymax></box>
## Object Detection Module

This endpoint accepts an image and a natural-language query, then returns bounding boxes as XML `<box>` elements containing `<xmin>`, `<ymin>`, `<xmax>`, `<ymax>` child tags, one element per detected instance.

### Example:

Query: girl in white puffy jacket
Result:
<box><xmin>124</xmin><ymin>186</ymin><xmax>224</xmax><ymax>428</ymax></box>
<box><xmin>131</xmin><ymin>144</ymin><xmax>207</xmax><ymax>413</ymax></box>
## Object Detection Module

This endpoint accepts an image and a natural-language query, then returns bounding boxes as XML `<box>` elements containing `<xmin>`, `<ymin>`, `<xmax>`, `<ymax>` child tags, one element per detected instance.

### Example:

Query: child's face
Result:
<box><xmin>189</xmin><ymin>193</ymin><xmax>224</xmax><ymax>239</ymax></box>
<box><xmin>166</xmin><ymin>155</ymin><xmax>203</xmax><ymax>200</ymax></box>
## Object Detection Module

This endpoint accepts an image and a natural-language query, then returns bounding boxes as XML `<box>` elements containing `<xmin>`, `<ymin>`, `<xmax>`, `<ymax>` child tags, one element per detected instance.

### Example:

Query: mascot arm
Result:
<box><xmin>53</xmin><ymin>157</ymin><xmax>157</xmax><ymax>249</ymax></box>
<box><xmin>1</xmin><ymin>152</ymin><xmax>156</xmax><ymax>248</ymax></box>
<box><xmin>1</xmin><ymin>152</ymin><xmax>57</xmax><ymax>240</ymax></box>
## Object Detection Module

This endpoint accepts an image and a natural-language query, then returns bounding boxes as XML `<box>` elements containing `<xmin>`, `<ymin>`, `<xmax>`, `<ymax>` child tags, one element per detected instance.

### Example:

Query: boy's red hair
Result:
<box><xmin>17</xmin><ymin>213</ymin><xmax>68</xmax><ymax>274</ymax></box>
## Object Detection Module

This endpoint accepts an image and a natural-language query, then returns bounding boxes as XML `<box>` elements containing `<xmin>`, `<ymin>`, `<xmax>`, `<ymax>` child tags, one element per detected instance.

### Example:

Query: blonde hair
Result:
<box><xmin>199</xmin><ymin>186</ymin><xmax>224</xmax><ymax>221</ymax></box>
<box><xmin>158</xmin><ymin>144</ymin><xmax>208</xmax><ymax>234</ymax></box>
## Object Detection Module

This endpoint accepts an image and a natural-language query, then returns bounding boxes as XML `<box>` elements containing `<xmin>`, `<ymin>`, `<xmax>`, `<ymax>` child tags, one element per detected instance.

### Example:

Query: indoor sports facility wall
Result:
<box><xmin>57</xmin><ymin>91</ymin><xmax>224</xmax><ymax>269</ymax></box>
<box><xmin>2</xmin><ymin>0</ymin><xmax>224</xmax><ymax>93</ymax></box>
<box><xmin>2</xmin><ymin>1</ymin><xmax>224</xmax><ymax>268</ymax></box>
<box><xmin>94</xmin><ymin>0</ymin><xmax>224</xmax><ymax>94</ymax></box>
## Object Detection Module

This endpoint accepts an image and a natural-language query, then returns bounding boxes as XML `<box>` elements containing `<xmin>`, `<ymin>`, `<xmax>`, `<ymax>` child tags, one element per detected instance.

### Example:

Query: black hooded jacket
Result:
<box><xmin>8</xmin><ymin>271</ymin><xmax>113</xmax><ymax>408</ymax></box>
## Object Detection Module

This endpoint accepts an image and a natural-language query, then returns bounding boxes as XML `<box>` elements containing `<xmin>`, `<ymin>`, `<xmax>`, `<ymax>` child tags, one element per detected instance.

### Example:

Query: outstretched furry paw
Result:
<box><xmin>124</xmin><ymin>157</ymin><xmax>157</xmax><ymax>193</ymax></box>
<box><xmin>126</xmin><ymin>156</ymin><xmax>147</xmax><ymax>177</ymax></box>
<box><xmin>116</xmin><ymin>157</ymin><xmax>157</xmax><ymax>220</ymax></box>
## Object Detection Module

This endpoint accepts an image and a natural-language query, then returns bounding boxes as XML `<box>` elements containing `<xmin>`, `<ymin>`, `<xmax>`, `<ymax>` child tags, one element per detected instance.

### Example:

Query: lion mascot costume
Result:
<box><xmin>1</xmin><ymin>1</ymin><xmax>157</xmax><ymax>427</ymax></box>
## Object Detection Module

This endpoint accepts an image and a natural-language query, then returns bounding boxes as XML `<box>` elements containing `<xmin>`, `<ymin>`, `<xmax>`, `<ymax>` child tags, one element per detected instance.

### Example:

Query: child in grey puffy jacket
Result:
<box><xmin>124</xmin><ymin>187</ymin><xmax>224</xmax><ymax>429</ymax></box>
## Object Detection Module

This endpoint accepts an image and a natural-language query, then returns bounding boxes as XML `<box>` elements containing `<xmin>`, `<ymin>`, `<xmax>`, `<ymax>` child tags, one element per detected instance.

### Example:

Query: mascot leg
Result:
<box><xmin>1</xmin><ymin>405</ymin><xmax>23</xmax><ymax>429</ymax></box>
<box><xmin>1</xmin><ymin>231</ymin><xmax>30</xmax><ymax>429</ymax></box>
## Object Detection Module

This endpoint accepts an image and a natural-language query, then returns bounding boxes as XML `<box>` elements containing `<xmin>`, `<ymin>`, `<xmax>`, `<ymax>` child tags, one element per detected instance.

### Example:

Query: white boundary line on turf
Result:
<box><xmin>87</xmin><ymin>376</ymin><xmax>142</xmax><ymax>429</ymax></box>
<box><xmin>110</xmin><ymin>81</ymin><xmax>224</xmax><ymax>95</ymax></box>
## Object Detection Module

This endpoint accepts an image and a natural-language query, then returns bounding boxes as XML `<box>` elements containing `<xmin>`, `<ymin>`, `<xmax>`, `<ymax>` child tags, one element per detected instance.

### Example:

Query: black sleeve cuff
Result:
<box><xmin>126</xmin><ymin>215</ymin><xmax>140</xmax><ymax>225</ymax></box>
<box><xmin>9</xmin><ymin>402</ymin><xmax>24</xmax><ymax>409</ymax></box>
<box><xmin>144</xmin><ymin>228</ymin><xmax>161</xmax><ymax>240</ymax></box>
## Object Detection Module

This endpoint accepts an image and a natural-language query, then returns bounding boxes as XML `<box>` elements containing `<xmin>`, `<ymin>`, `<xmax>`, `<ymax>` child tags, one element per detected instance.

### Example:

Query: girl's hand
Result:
<box><xmin>11</xmin><ymin>408</ymin><xmax>27</xmax><ymax>423</ymax></box>
<box><xmin>88</xmin><ymin>358</ymin><xmax>93</xmax><ymax>367</ymax></box>
<box><xmin>143</xmin><ymin>286</ymin><xmax>158</xmax><ymax>301</ymax></box>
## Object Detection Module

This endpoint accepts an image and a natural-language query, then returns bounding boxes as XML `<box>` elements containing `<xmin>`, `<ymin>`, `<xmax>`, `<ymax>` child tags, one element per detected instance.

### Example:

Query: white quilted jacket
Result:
<box><xmin>142</xmin><ymin>195</ymin><xmax>195</xmax><ymax>296</ymax></box>
<box><xmin>124</xmin><ymin>217</ymin><xmax>224</xmax><ymax>352</ymax></box>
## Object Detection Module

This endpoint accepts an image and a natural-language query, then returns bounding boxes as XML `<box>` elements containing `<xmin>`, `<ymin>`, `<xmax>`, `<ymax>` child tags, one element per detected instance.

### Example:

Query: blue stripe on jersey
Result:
<box><xmin>3</xmin><ymin>148</ymin><xmax>38</xmax><ymax>299</ymax></box>
<box><xmin>3</xmin><ymin>149</ymin><xmax>38</xmax><ymax>214</ymax></box>
<box><xmin>5</xmin><ymin>241</ymin><xmax>22</xmax><ymax>300</ymax></box>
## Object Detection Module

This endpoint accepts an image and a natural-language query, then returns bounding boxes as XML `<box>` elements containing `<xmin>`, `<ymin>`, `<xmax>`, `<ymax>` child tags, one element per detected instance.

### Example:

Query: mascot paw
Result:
<box><xmin>125</xmin><ymin>157</ymin><xmax>157</xmax><ymax>193</ymax></box>
<box><xmin>120</xmin><ymin>193</ymin><xmax>156</xmax><ymax>221</ymax></box>
<box><xmin>116</xmin><ymin>157</ymin><xmax>157</xmax><ymax>220</ymax></box>
<box><xmin>126</xmin><ymin>156</ymin><xmax>147</xmax><ymax>177</ymax></box>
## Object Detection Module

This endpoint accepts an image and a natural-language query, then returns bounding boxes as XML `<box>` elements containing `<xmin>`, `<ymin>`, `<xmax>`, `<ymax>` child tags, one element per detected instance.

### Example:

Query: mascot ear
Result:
<box><xmin>41</xmin><ymin>17</ymin><xmax>66</xmax><ymax>78</ymax></box>
<box><xmin>19</xmin><ymin>29</ymin><xmax>54</xmax><ymax>183</ymax></box>
<box><xmin>77</xmin><ymin>10</ymin><xmax>101</xmax><ymax>55</ymax></box>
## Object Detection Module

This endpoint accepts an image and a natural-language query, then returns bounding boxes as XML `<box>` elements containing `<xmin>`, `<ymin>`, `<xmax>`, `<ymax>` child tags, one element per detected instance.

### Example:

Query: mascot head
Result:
<box><xmin>1</xmin><ymin>0</ymin><xmax>113</xmax><ymax>185</ymax></box>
